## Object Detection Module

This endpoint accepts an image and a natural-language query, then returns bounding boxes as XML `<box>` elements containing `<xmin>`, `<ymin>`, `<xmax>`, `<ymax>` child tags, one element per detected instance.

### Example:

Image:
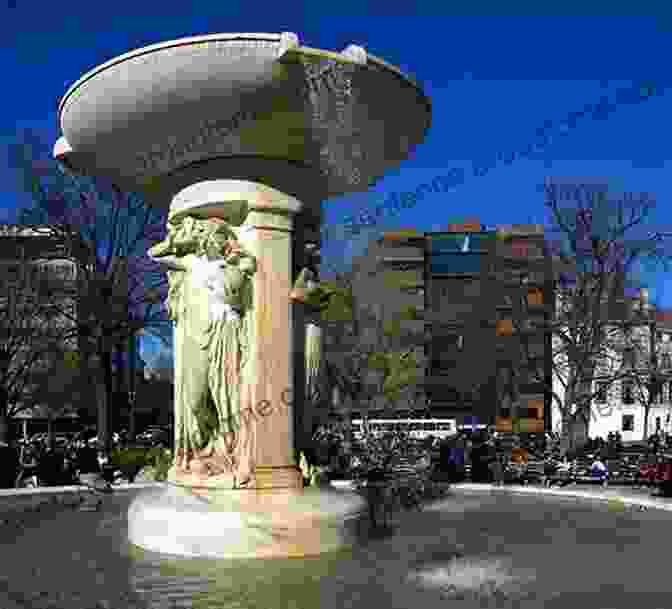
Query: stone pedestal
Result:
<box><xmin>235</xmin><ymin>183</ymin><xmax>304</xmax><ymax>490</ymax></box>
<box><xmin>128</xmin><ymin>482</ymin><xmax>368</xmax><ymax>559</ymax></box>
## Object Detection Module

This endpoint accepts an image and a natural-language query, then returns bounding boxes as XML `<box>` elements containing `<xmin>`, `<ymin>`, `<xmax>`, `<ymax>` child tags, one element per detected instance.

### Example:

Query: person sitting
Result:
<box><xmin>542</xmin><ymin>456</ymin><xmax>557</xmax><ymax>487</ymax></box>
<box><xmin>76</xmin><ymin>441</ymin><xmax>101</xmax><ymax>477</ymax></box>
<box><xmin>451</xmin><ymin>438</ymin><xmax>467</xmax><ymax>482</ymax></box>
<box><xmin>0</xmin><ymin>440</ymin><xmax>19</xmax><ymax>489</ymax></box>
<box><xmin>511</xmin><ymin>444</ymin><xmax>529</xmax><ymax>465</ymax></box>
<box><xmin>590</xmin><ymin>455</ymin><xmax>609</xmax><ymax>485</ymax></box>
<box><xmin>554</xmin><ymin>456</ymin><xmax>573</xmax><ymax>486</ymax></box>
<box><xmin>435</xmin><ymin>438</ymin><xmax>454</xmax><ymax>481</ymax></box>
<box><xmin>509</xmin><ymin>443</ymin><xmax>529</xmax><ymax>484</ymax></box>
<box><xmin>489</xmin><ymin>454</ymin><xmax>505</xmax><ymax>486</ymax></box>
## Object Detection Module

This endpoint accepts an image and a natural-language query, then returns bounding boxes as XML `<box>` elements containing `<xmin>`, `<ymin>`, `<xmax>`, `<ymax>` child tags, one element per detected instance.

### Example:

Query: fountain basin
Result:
<box><xmin>127</xmin><ymin>482</ymin><xmax>368</xmax><ymax>559</ymax></box>
<box><xmin>55</xmin><ymin>32</ymin><xmax>431</xmax><ymax>208</ymax></box>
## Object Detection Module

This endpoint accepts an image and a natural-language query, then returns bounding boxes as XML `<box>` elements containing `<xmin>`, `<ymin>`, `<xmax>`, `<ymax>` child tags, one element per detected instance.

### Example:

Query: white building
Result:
<box><xmin>551</xmin><ymin>289</ymin><xmax>672</xmax><ymax>443</ymax></box>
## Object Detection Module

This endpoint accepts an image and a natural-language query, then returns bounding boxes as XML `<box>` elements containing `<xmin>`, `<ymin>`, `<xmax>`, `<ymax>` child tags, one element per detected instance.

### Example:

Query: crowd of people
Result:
<box><xmin>6</xmin><ymin>419</ymin><xmax>672</xmax><ymax>491</ymax></box>
<box><xmin>0</xmin><ymin>429</ymin><xmax>139</xmax><ymax>489</ymax></box>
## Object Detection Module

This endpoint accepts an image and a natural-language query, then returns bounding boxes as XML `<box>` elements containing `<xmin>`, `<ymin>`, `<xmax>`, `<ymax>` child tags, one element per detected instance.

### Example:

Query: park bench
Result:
<box><xmin>520</xmin><ymin>460</ymin><xmax>545</xmax><ymax>485</ymax></box>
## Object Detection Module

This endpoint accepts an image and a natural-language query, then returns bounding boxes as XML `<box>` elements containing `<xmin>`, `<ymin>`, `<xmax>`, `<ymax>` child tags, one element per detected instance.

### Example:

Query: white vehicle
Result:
<box><xmin>351</xmin><ymin>418</ymin><xmax>458</xmax><ymax>441</ymax></box>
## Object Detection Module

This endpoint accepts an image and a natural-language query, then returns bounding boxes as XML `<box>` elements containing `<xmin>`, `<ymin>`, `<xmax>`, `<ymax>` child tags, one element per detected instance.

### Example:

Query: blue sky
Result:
<box><xmin>3</xmin><ymin>2</ymin><xmax>672</xmax><ymax>367</ymax></box>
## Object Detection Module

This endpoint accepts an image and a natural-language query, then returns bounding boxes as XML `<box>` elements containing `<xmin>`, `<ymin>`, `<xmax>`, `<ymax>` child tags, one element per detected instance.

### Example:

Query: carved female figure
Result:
<box><xmin>148</xmin><ymin>215</ymin><xmax>257</xmax><ymax>488</ymax></box>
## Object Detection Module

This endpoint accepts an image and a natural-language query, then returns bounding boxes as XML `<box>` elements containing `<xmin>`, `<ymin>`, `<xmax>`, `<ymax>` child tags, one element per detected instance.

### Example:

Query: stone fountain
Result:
<box><xmin>54</xmin><ymin>32</ymin><xmax>431</xmax><ymax>559</ymax></box>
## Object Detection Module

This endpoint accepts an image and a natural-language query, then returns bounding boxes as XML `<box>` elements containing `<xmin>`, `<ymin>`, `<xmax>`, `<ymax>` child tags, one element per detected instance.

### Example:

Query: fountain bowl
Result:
<box><xmin>54</xmin><ymin>32</ymin><xmax>431</xmax><ymax>212</ymax></box>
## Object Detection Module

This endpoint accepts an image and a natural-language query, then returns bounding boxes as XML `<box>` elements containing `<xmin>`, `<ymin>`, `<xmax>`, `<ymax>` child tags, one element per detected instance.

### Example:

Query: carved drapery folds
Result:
<box><xmin>148</xmin><ymin>215</ymin><xmax>257</xmax><ymax>488</ymax></box>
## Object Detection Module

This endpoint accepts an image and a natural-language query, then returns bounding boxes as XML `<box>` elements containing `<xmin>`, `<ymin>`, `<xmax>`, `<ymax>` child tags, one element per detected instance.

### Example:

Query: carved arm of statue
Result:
<box><xmin>148</xmin><ymin>252</ymin><xmax>187</xmax><ymax>271</ymax></box>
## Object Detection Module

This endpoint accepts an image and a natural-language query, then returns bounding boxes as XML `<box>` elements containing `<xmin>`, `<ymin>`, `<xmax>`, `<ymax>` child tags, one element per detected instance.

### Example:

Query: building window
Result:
<box><xmin>525</xmin><ymin>407</ymin><xmax>540</xmax><ymax>419</ymax></box>
<box><xmin>430</xmin><ymin>254</ymin><xmax>485</xmax><ymax>274</ymax></box>
<box><xmin>653</xmin><ymin>381</ymin><xmax>664</xmax><ymax>404</ymax></box>
<box><xmin>662</xmin><ymin>353</ymin><xmax>672</xmax><ymax>370</ymax></box>
<box><xmin>527</xmin><ymin>288</ymin><xmax>543</xmax><ymax>307</ymax></box>
<box><xmin>496</xmin><ymin>319</ymin><xmax>514</xmax><ymax>336</ymax></box>
<box><xmin>595</xmin><ymin>382</ymin><xmax>608</xmax><ymax>404</ymax></box>
<box><xmin>622</xmin><ymin>380</ymin><xmax>634</xmax><ymax>404</ymax></box>
<box><xmin>622</xmin><ymin>414</ymin><xmax>635</xmax><ymax>432</ymax></box>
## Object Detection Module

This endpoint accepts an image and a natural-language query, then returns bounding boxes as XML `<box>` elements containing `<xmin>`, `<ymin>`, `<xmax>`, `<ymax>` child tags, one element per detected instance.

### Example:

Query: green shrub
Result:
<box><xmin>147</xmin><ymin>447</ymin><xmax>173</xmax><ymax>481</ymax></box>
<box><xmin>110</xmin><ymin>446</ymin><xmax>174</xmax><ymax>481</ymax></box>
<box><xmin>110</xmin><ymin>446</ymin><xmax>149</xmax><ymax>468</ymax></box>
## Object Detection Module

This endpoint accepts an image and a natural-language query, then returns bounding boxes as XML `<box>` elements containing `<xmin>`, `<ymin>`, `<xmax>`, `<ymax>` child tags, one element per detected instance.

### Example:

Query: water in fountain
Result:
<box><xmin>302</xmin><ymin>59</ymin><xmax>365</xmax><ymax>189</ymax></box>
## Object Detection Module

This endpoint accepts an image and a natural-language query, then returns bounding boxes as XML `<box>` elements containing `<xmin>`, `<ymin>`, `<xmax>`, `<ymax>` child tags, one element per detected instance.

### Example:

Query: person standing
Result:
<box><xmin>452</xmin><ymin>434</ymin><xmax>467</xmax><ymax>482</ymax></box>
<box><xmin>489</xmin><ymin>453</ymin><xmax>504</xmax><ymax>486</ymax></box>
<box><xmin>471</xmin><ymin>436</ymin><xmax>489</xmax><ymax>482</ymax></box>
<box><xmin>0</xmin><ymin>438</ymin><xmax>18</xmax><ymax>489</ymax></box>
<box><xmin>438</xmin><ymin>436</ymin><xmax>455</xmax><ymax>482</ymax></box>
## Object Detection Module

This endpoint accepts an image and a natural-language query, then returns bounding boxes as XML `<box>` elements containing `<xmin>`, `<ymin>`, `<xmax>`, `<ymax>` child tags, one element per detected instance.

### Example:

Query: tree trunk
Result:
<box><xmin>47</xmin><ymin>414</ymin><xmax>54</xmax><ymax>451</ymax></box>
<box><xmin>128</xmin><ymin>333</ymin><xmax>137</xmax><ymax>443</ymax></box>
<box><xmin>0</xmin><ymin>381</ymin><xmax>10</xmax><ymax>444</ymax></box>
<box><xmin>560</xmin><ymin>404</ymin><xmax>590</xmax><ymax>455</ymax></box>
<box><xmin>643</xmin><ymin>403</ymin><xmax>651</xmax><ymax>442</ymax></box>
<box><xmin>99</xmin><ymin>349</ymin><xmax>114</xmax><ymax>455</ymax></box>
<box><xmin>0</xmin><ymin>403</ymin><xmax>10</xmax><ymax>447</ymax></box>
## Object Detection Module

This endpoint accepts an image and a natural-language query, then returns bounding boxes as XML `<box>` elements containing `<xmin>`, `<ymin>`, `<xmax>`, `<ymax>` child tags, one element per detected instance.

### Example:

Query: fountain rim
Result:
<box><xmin>57</xmin><ymin>31</ymin><xmax>432</xmax><ymax>126</ymax></box>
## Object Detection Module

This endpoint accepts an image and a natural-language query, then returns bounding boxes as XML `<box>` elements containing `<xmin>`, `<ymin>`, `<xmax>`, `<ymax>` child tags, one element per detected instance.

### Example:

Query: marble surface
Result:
<box><xmin>127</xmin><ymin>482</ymin><xmax>367</xmax><ymax>559</ymax></box>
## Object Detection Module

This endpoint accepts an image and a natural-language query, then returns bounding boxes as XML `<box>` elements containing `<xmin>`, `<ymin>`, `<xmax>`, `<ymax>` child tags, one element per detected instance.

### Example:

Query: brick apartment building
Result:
<box><xmin>552</xmin><ymin>288</ymin><xmax>672</xmax><ymax>443</ymax></box>
<box><xmin>342</xmin><ymin>220</ymin><xmax>554</xmax><ymax>431</ymax></box>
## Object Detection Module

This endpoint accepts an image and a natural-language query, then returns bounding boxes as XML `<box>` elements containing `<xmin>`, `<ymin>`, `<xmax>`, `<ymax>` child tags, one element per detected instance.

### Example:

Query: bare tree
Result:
<box><xmin>621</xmin><ymin>291</ymin><xmax>672</xmax><ymax>442</ymax></box>
<box><xmin>8</xmin><ymin>128</ymin><xmax>171</xmax><ymax>452</ymax></box>
<box><xmin>506</xmin><ymin>178</ymin><xmax>671</xmax><ymax>453</ymax></box>
<box><xmin>0</xmin><ymin>249</ymin><xmax>78</xmax><ymax>444</ymax></box>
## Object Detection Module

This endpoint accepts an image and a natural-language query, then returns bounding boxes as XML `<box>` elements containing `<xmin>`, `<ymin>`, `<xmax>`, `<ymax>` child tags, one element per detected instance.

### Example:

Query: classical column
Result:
<box><xmin>234</xmin><ymin>182</ymin><xmax>304</xmax><ymax>491</ymax></box>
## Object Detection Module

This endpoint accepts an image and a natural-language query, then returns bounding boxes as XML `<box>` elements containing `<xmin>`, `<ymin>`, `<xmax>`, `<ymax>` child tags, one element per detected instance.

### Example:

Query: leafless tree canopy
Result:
<box><xmin>508</xmin><ymin>177</ymin><xmax>671</xmax><ymax>449</ymax></box>
<box><xmin>5</xmin><ymin>128</ymin><xmax>175</xmax><ymax>443</ymax></box>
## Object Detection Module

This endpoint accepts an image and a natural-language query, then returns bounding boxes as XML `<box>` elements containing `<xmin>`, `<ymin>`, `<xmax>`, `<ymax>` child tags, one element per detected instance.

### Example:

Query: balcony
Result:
<box><xmin>381</xmin><ymin>256</ymin><xmax>425</xmax><ymax>270</ymax></box>
<box><xmin>381</xmin><ymin>230</ymin><xmax>425</xmax><ymax>244</ymax></box>
<box><xmin>426</xmin><ymin>306</ymin><xmax>481</xmax><ymax>324</ymax></box>
<box><xmin>380</xmin><ymin>243</ymin><xmax>425</xmax><ymax>258</ymax></box>
<box><xmin>495</xmin><ymin>417</ymin><xmax>544</xmax><ymax>433</ymax></box>
<box><xmin>382</xmin><ymin>269</ymin><xmax>423</xmax><ymax>290</ymax></box>
<box><xmin>500</xmin><ymin>271</ymin><xmax>549</xmax><ymax>288</ymax></box>
<box><xmin>499</xmin><ymin>242</ymin><xmax>545</xmax><ymax>260</ymax></box>
<box><xmin>429</xmin><ymin>251</ymin><xmax>491</xmax><ymax>275</ymax></box>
